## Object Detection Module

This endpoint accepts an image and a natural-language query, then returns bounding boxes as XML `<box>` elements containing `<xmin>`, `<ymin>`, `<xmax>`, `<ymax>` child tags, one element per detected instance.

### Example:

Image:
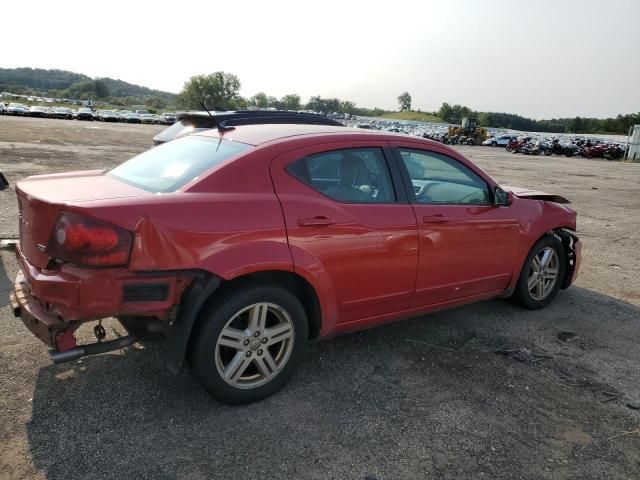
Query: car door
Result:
<box><xmin>390</xmin><ymin>142</ymin><xmax>520</xmax><ymax>307</ymax></box>
<box><xmin>270</xmin><ymin>141</ymin><xmax>418</xmax><ymax>325</ymax></box>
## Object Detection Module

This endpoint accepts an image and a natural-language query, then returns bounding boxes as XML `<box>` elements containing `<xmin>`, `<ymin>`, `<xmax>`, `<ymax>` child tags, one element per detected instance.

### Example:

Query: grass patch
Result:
<box><xmin>380</xmin><ymin>111</ymin><xmax>445</xmax><ymax>123</ymax></box>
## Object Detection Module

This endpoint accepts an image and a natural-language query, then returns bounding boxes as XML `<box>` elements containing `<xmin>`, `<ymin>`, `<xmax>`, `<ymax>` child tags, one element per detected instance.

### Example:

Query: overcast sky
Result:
<box><xmin>2</xmin><ymin>0</ymin><xmax>638</xmax><ymax>118</ymax></box>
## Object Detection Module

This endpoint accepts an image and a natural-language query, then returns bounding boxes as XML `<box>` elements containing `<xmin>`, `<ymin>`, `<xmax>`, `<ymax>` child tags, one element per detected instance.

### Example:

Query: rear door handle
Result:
<box><xmin>297</xmin><ymin>216</ymin><xmax>335</xmax><ymax>227</ymax></box>
<box><xmin>423</xmin><ymin>215</ymin><xmax>449</xmax><ymax>224</ymax></box>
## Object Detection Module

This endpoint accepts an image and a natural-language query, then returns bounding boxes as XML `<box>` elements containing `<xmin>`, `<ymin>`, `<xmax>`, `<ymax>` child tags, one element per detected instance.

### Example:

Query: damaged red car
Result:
<box><xmin>9</xmin><ymin>124</ymin><xmax>581</xmax><ymax>404</ymax></box>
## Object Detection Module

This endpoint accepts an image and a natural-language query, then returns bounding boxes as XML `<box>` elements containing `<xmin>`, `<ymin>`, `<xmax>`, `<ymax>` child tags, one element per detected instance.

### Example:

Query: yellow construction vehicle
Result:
<box><xmin>447</xmin><ymin>117</ymin><xmax>488</xmax><ymax>145</ymax></box>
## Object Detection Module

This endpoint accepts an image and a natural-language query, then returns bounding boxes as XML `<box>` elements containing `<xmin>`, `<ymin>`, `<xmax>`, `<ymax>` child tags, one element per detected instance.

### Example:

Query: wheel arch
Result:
<box><xmin>209</xmin><ymin>270</ymin><xmax>322</xmax><ymax>341</ymax></box>
<box><xmin>165</xmin><ymin>268</ymin><xmax>323</xmax><ymax>373</ymax></box>
<box><xmin>509</xmin><ymin>226</ymin><xmax>576</xmax><ymax>293</ymax></box>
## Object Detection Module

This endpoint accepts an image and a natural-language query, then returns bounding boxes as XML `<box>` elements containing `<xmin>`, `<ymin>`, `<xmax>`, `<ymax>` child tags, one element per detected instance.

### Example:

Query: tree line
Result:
<box><xmin>3</xmin><ymin>67</ymin><xmax>636</xmax><ymax>134</ymax></box>
<box><xmin>436</xmin><ymin>103</ymin><xmax>639</xmax><ymax>135</ymax></box>
<box><xmin>176</xmin><ymin>72</ymin><xmax>390</xmax><ymax>117</ymax></box>
<box><xmin>179</xmin><ymin>73</ymin><xmax>637</xmax><ymax>135</ymax></box>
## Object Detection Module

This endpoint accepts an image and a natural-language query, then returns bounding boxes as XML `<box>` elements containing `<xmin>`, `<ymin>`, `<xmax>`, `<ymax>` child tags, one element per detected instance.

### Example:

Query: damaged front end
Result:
<box><xmin>556</xmin><ymin>229</ymin><xmax>582</xmax><ymax>289</ymax></box>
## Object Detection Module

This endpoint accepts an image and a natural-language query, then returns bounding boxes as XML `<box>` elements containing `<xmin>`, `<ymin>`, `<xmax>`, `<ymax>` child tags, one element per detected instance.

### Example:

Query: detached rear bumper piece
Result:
<box><xmin>14</xmin><ymin>245</ymin><xmax>191</xmax><ymax>322</ymax></box>
<box><xmin>10</xmin><ymin>271</ymin><xmax>64</xmax><ymax>348</ymax></box>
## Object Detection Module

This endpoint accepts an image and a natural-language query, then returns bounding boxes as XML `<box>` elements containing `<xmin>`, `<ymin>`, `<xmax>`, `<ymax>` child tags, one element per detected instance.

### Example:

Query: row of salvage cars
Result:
<box><xmin>0</xmin><ymin>102</ymin><xmax>177</xmax><ymax>125</ymax></box>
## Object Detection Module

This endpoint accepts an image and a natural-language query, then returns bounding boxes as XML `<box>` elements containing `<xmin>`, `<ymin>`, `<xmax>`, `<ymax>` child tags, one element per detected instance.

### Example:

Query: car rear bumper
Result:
<box><xmin>10</xmin><ymin>271</ymin><xmax>64</xmax><ymax>348</ymax></box>
<box><xmin>10</xmin><ymin>245</ymin><xmax>194</xmax><ymax>349</ymax></box>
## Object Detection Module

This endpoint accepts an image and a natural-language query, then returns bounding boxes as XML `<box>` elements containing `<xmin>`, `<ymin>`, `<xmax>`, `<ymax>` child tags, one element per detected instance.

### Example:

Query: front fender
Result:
<box><xmin>507</xmin><ymin>198</ymin><xmax>577</xmax><ymax>290</ymax></box>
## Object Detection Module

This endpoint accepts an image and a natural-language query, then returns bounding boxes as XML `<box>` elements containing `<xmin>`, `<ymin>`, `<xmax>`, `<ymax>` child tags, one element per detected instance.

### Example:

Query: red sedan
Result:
<box><xmin>10</xmin><ymin>124</ymin><xmax>581</xmax><ymax>404</ymax></box>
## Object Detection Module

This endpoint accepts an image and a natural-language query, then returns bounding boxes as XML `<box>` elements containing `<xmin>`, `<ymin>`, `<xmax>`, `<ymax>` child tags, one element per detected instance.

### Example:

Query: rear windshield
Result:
<box><xmin>107</xmin><ymin>136</ymin><xmax>250</xmax><ymax>193</ymax></box>
<box><xmin>152</xmin><ymin>119</ymin><xmax>214</xmax><ymax>144</ymax></box>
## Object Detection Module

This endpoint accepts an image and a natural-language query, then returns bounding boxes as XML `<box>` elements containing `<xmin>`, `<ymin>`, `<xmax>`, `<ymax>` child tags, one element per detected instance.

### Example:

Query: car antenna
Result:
<box><xmin>199</xmin><ymin>101</ymin><xmax>235</xmax><ymax>133</ymax></box>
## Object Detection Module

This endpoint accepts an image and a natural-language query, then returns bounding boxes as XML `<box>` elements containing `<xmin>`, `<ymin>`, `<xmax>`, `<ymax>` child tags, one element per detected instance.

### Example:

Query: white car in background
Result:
<box><xmin>483</xmin><ymin>134</ymin><xmax>517</xmax><ymax>147</ymax></box>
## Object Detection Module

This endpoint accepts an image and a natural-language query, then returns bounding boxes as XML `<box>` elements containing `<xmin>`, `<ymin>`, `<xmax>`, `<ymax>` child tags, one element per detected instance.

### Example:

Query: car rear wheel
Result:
<box><xmin>189</xmin><ymin>284</ymin><xmax>308</xmax><ymax>404</ymax></box>
<box><xmin>513</xmin><ymin>235</ymin><xmax>566</xmax><ymax>309</ymax></box>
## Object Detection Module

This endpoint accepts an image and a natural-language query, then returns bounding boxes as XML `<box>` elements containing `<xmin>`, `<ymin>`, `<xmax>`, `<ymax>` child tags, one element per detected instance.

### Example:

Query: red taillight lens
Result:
<box><xmin>47</xmin><ymin>212</ymin><xmax>132</xmax><ymax>267</ymax></box>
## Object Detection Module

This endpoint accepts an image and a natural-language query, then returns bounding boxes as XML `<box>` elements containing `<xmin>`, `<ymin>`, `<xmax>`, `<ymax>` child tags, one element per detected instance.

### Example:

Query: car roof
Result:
<box><xmin>195</xmin><ymin>123</ymin><xmax>439</xmax><ymax>147</ymax></box>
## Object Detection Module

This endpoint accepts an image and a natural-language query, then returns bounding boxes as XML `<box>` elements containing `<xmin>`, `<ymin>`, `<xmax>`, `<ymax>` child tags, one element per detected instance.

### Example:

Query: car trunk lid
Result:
<box><xmin>16</xmin><ymin>170</ymin><xmax>150</xmax><ymax>268</ymax></box>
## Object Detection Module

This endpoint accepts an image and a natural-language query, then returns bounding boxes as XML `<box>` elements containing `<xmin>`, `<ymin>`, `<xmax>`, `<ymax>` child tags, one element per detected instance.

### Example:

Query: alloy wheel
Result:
<box><xmin>214</xmin><ymin>302</ymin><xmax>295</xmax><ymax>389</ymax></box>
<box><xmin>527</xmin><ymin>247</ymin><xmax>559</xmax><ymax>301</ymax></box>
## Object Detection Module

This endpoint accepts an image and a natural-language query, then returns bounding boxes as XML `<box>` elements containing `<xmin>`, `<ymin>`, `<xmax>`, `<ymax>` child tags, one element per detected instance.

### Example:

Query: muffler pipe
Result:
<box><xmin>49</xmin><ymin>335</ymin><xmax>141</xmax><ymax>364</ymax></box>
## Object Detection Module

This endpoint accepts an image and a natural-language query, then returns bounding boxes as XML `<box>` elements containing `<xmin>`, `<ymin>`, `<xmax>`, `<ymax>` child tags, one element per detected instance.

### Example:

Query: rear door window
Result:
<box><xmin>287</xmin><ymin>148</ymin><xmax>396</xmax><ymax>204</ymax></box>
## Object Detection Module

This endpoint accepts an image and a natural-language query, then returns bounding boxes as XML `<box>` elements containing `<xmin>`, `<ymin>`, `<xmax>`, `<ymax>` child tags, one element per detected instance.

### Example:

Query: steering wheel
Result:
<box><xmin>458</xmin><ymin>191</ymin><xmax>484</xmax><ymax>204</ymax></box>
<box><xmin>415</xmin><ymin>185</ymin><xmax>433</xmax><ymax>203</ymax></box>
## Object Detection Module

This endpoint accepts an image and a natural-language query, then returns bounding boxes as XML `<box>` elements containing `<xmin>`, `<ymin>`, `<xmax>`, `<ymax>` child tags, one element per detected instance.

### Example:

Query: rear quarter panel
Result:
<box><xmin>64</xmin><ymin>148</ymin><xmax>293</xmax><ymax>279</ymax></box>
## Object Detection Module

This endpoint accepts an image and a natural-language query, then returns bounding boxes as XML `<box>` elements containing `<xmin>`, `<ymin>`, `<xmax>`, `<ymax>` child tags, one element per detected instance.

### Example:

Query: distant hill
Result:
<box><xmin>0</xmin><ymin>67</ymin><xmax>90</xmax><ymax>91</ymax></box>
<box><xmin>95</xmin><ymin>77</ymin><xmax>174</xmax><ymax>101</ymax></box>
<box><xmin>0</xmin><ymin>67</ymin><xmax>176</xmax><ymax>103</ymax></box>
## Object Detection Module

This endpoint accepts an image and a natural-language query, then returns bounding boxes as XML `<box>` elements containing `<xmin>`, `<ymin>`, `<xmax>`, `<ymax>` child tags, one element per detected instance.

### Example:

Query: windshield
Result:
<box><xmin>107</xmin><ymin>135</ymin><xmax>250</xmax><ymax>193</ymax></box>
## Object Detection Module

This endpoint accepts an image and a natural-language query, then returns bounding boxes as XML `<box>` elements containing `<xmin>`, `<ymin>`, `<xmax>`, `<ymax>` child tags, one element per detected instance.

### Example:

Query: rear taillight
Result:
<box><xmin>47</xmin><ymin>212</ymin><xmax>132</xmax><ymax>267</ymax></box>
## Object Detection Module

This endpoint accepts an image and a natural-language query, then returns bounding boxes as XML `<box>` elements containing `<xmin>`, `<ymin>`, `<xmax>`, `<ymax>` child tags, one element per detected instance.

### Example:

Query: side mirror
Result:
<box><xmin>494</xmin><ymin>186</ymin><xmax>512</xmax><ymax>206</ymax></box>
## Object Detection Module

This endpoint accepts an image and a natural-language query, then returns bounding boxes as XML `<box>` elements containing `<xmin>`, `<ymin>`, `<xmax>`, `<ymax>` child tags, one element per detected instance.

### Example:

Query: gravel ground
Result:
<box><xmin>0</xmin><ymin>116</ymin><xmax>639</xmax><ymax>480</ymax></box>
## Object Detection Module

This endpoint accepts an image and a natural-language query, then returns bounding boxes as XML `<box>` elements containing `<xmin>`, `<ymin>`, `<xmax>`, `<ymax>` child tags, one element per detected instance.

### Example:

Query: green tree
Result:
<box><xmin>249</xmin><ymin>92</ymin><xmax>269</xmax><ymax>108</ymax></box>
<box><xmin>177</xmin><ymin>72</ymin><xmax>242</xmax><ymax>110</ymax></box>
<box><xmin>280</xmin><ymin>94</ymin><xmax>301</xmax><ymax>111</ymax></box>
<box><xmin>267</xmin><ymin>96</ymin><xmax>280</xmax><ymax>109</ymax></box>
<box><xmin>569</xmin><ymin>116</ymin><xmax>583</xmax><ymax>133</ymax></box>
<box><xmin>145</xmin><ymin>97</ymin><xmax>167</xmax><ymax>110</ymax></box>
<box><xmin>397</xmin><ymin>92</ymin><xmax>412</xmax><ymax>111</ymax></box>
<box><xmin>438</xmin><ymin>102</ymin><xmax>454</xmax><ymax>122</ymax></box>
<box><xmin>93</xmin><ymin>80</ymin><xmax>110</xmax><ymax>98</ymax></box>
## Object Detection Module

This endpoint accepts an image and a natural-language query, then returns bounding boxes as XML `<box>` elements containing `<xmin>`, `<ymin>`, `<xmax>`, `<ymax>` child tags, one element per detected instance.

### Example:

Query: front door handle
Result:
<box><xmin>298</xmin><ymin>216</ymin><xmax>335</xmax><ymax>227</ymax></box>
<box><xmin>423</xmin><ymin>215</ymin><xmax>449</xmax><ymax>224</ymax></box>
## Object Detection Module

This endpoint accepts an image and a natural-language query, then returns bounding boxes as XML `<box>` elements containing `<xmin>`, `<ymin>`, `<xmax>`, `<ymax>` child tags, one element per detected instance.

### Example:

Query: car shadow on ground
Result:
<box><xmin>0</xmin><ymin>253</ymin><xmax>13</xmax><ymax>309</ymax></box>
<box><xmin>24</xmin><ymin>287</ymin><xmax>640</xmax><ymax>480</ymax></box>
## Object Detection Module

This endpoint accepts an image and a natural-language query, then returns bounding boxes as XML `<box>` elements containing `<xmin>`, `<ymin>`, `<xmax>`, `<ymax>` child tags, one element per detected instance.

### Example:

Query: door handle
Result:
<box><xmin>423</xmin><ymin>215</ymin><xmax>449</xmax><ymax>224</ymax></box>
<box><xmin>298</xmin><ymin>216</ymin><xmax>335</xmax><ymax>227</ymax></box>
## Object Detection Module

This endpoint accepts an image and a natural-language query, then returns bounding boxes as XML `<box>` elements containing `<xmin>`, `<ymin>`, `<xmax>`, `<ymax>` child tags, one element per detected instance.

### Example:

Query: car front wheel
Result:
<box><xmin>189</xmin><ymin>284</ymin><xmax>308</xmax><ymax>404</ymax></box>
<box><xmin>513</xmin><ymin>235</ymin><xmax>566</xmax><ymax>309</ymax></box>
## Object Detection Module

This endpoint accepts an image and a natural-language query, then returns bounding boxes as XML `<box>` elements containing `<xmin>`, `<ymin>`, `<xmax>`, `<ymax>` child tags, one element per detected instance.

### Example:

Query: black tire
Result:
<box><xmin>189</xmin><ymin>283</ymin><xmax>308</xmax><ymax>404</ymax></box>
<box><xmin>491</xmin><ymin>142</ymin><xmax>497</xmax><ymax>147</ymax></box>
<box><xmin>512</xmin><ymin>235</ymin><xmax>566</xmax><ymax>310</ymax></box>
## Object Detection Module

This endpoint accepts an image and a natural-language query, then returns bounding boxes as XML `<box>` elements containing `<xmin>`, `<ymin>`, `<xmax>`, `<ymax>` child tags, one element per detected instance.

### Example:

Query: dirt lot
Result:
<box><xmin>1</xmin><ymin>115</ymin><xmax>639</xmax><ymax>480</ymax></box>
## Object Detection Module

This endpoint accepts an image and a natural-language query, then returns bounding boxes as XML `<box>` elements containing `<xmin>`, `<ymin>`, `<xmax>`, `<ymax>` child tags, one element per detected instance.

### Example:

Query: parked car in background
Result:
<box><xmin>140</xmin><ymin>113</ymin><xmax>157</xmax><ymax>124</ymax></box>
<box><xmin>0</xmin><ymin>103</ymin><xmax>6</xmax><ymax>115</ymax></box>
<box><xmin>28</xmin><ymin>106</ymin><xmax>50</xmax><ymax>118</ymax></box>
<box><xmin>483</xmin><ymin>135</ymin><xmax>518</xmax><ymax>147</ymax></box>
<box><xmin>6</xmin><ymin>103</ymin><xmax>29</xmax><ymax>116</ymax></box>
<box><xmin>76</xmin><ymin>108</ymin><xmax>94</xmax><ymax>121</ymax></box>
<box><xmin>99</xmin><ymin>110</ymin><xmax>120</xmax><ymax>122</ymax></box>
<box><xmin>50</xmin><ymin>107</ymin><xmax>73</xmax><ymax>120</ymax></box>
<box><xmin>9</xmin><ymin>124</ymin><xmax>581</xmax><ymax>405</ymax></box>
<box><xmin>117</xmin><ymin>110</ymin><xmax>133</xmax><ymax>122</ymax></box>
<box><xmin>161</xmin><ymin>112</ymin><xmax>177</xmax><ymax>125</ymax></box>
<box><xmin>124</xmin><ymin>112</ymin><xmax>142</xmax><ymax>123</ymax></box>
<box><xmin>135</xmin><ymin>109</ymin><xmax>150</xmax><ymax>115</ymax></box>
